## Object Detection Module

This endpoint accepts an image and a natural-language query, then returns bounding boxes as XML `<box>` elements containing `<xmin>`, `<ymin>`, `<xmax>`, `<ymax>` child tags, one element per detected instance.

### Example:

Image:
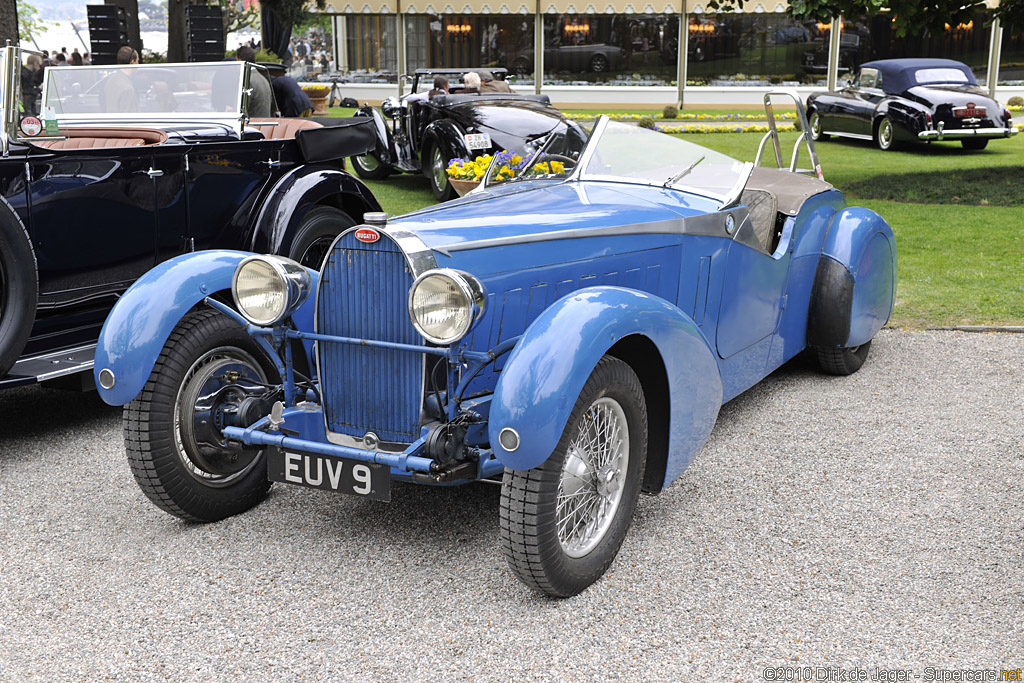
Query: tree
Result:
<box><xmin>0</xmin><ymin>0</ymin><xmax>19</xmax><ymax>47</ymax></box>
<box><xmin>17</xmin><ymin>1</ymin><xmax>49</xmax><ymax>44</ymax></box>
<box><xmin>708</xmin><ymin>0</ymin><xmax>1023</xmax><ymax>37</ymax></box>
<box><xmin>219</xmin><ymin>0</ymin><xmax>260</xmax><ymax>34</ymax></box>
<box><xmin>260</xmin><ymin>0</ymin><xmax>327</xmax><ymax>29</ymax></box>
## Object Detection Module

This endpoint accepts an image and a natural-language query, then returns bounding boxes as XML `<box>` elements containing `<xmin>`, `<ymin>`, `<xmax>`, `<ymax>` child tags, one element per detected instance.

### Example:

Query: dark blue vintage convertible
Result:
<box><xmin>95</xmin><ymin>94</ymin><xmax>897</xmax><ymax>597</ymax></box>
<box><xmin>806</xmin><ymin>58</ymin><xmax>1018</xmax><ymax>151</ymax></box>
<box><xmin>0</xmin><ymin>45</ymin><xmax>381</xmax><ymax>389</ymax></box>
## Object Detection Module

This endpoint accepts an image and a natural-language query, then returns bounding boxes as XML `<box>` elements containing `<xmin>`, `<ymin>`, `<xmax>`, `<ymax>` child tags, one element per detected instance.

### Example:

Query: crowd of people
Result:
<box><xmin>20</xmin><ymin>47</ymin><xmax>94</xmax><ymax>116</ymax></box>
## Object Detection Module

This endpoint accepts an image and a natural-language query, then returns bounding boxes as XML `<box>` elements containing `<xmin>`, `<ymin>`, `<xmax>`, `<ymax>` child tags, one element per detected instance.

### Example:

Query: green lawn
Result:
<box><xmin>344</xmin><ymin>125</ymin><xmax>1024</xmax><ymax>328</ymax></box>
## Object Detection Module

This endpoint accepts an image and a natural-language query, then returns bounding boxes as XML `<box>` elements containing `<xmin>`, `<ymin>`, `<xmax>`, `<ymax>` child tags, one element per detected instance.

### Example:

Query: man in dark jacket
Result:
<box><xmin>271</xmin><ymin>75</ymin><xmax>314</xmax><ymax>117</ymax></box>
<box><xmin>21</xmin><ymin>54</ymin><xmax>42</xmax><ymax>115</ymax></box>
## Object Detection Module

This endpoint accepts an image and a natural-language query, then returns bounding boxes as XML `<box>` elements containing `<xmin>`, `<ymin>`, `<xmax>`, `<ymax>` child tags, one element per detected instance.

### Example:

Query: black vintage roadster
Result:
<box><xmin>349</xmin><ymin>68</ymin><xmax>588</xmax><ymax>201</ymax></box>
<box><xmin>0</xmin><ymin>45</ymin><xmax>381</xmax><ymax>389</ymax></box>
<box><xmin>806</xmin><ymin>58</ymin><xmax>1018</xmax><ymax>151</ymax></box>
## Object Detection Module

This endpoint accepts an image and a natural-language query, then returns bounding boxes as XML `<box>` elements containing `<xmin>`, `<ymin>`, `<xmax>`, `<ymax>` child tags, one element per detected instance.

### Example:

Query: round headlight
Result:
<box><xmin>232</xmin><ymin>255</ymin><xmax>311</xmax><ymax>326</ymax></box>
<box><xmin>408</xmin><ymin>269</ymin><xmax>485</xmax><ymax>345</ymax></box>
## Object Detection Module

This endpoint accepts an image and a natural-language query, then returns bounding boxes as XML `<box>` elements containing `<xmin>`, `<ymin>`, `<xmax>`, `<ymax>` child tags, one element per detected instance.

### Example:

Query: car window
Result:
<box><xmin>912</xmin><ymin>68</ymin><xmax>971</xmax><ymax>85</ymax></box>
<box><xmin>857</xmin><ymin>68</ymin><xmax>878</xmax><ymax>89</ymax></box>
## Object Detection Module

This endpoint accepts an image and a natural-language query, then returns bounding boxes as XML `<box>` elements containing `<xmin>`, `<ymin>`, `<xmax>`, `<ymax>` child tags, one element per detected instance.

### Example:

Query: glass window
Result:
<box><xmin>854</xmin><ymin>11</ymin><xmax>991</xmax><ymax>80</ymax></box>
<box><xmin>999</xmin><ymin>30</ymin><xmax>1024</xmax><ymax>86</ymax></box>
<box><xmin>346</xmin><ymin>15</ymin><xmax>399</xmax><ymax>83</ymax></box>
<box><xmin>405</xmin><ymin>14</ymin><xmax>535</xmax><ymax>83</ymax></box>
<box><xmin>541</xmin><ymin>14</ymin><xmax>677</xmax><ymax>86</ymax></box>
<box><xmin>686</xmin><ymin>13</ymin><xmax>816</xmax><ymax>86</ymax></box>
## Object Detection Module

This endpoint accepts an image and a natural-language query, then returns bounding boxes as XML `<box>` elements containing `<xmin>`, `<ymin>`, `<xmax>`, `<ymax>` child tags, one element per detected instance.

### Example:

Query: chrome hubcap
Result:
<box><xmin>432</xmin><ymin>148</ymin><xmax>448</xmax><ymax>192</ymax></box>
<box><xmin>557</xmin><ymin>397</ymin><xmax>629</xmax><ymax>558</ymax></box>
<box><xmin>356</xmin><ymin>154</ymin><xmax>380</xmax><ymax>172</ymax></box>
<box><xmin>880</xmin><ymin>121</ymin><xmax>892</xmax><ymax>147</ymax></box>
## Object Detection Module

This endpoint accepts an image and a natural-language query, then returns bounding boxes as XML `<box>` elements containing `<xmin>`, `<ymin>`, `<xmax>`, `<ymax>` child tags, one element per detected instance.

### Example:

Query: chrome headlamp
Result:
<box><xmin>408</xmin><ymin>269</ymin><xmax>486</xmax><ymax>345</ymax></box>
<box><xmin>231</xmin><ymin>255</ymin><xmax>311</xmax><ymax>326</ymax></box>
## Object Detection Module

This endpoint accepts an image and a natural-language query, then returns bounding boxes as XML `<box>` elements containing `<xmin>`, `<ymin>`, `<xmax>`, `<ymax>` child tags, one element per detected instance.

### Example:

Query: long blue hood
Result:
<box><xmin>388</xmin><ymin>179</ymin><xmax>720</xmax><ymax>255</ymax></box>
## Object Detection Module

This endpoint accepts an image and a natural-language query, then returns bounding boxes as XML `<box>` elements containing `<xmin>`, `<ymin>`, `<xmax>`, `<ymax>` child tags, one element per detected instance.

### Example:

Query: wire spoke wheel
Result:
<box><xmin>500</xmin><ymin>356</ymin><xmax>647</xmax><ymax>597</ymax></box>
<box><xmin>556</xmin><ymin>397</ymin><xmax>629</xmax><ymax>558</ymax></box>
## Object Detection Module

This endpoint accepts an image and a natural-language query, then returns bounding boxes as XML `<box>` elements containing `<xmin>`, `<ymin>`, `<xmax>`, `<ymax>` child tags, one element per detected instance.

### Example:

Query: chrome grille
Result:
<box><xmin>316</xmin><ymin>231</ymin><xmax>423</xmax><ymax>444</ymax></box>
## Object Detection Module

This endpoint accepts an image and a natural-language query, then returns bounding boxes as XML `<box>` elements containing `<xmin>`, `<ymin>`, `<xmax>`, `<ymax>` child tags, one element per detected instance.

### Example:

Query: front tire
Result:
<box><xmin>589</xmin><ymin>54</ymin><xmax>609</xmax><ymax>73</ymax></box>
<box><xmin>814</xmin><ymin>341</ymin><xmax>871</xmax><ymax>376</ymax></box>
<box><xmin>808</xmin><ymin>110</ymin><xmax>829</xmax><ymax>141</ymax></box>
<box><xmin>350</xmin><ymin>151</ymin><xmax>390</xmax><ymax>180</ymax></box>
<box><xmin>500</xmin><ymin>356</ymin><xmax>648</xmax><ymax>597</ymax></box>
<box><xmin>427</xmin><ymin>144</ymin><xmax>456</xmax><ymax>202</ymax></box>
<box><xmin>875</xmin><ymin>116</ymin><xmax>897</xmax><ymax>151</ymax></box>
<box><xmin>123</xmin><ymin>309</ymin><xmax>279</xmax><ymax>522</ymax></box>
<box><xmin>288</xmin><ymin>206</ymin><xmax>355</xmax><ymax>269</ymax></box>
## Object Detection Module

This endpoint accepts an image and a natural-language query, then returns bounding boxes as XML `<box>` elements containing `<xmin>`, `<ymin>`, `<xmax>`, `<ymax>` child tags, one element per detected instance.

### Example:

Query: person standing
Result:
<box><xmin>102</xmin><ymin>46</ymin><xmax>139</xmax><ymax>112</ymax></box>
<box><xmin>21</xmin><ymin>54</ymin><xmax>42</xmax><ymax>115</ymax></box>
<box><xmin>235</xmin><ymin>45</ymin><xmax>273</xmax><ymax>118</ymax></box>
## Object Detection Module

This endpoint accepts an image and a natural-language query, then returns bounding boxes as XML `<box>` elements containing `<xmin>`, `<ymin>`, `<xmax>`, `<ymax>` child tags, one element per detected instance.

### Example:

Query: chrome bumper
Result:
<box><xmin>919</xmin><ymin>124</ymin><xmax>1019</xmax><ymax>140</ymax></box>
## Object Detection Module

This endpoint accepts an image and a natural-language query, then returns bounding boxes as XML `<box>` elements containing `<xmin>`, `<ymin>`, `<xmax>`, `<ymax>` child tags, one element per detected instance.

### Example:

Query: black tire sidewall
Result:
<box><xmin>125</xmin><ymin>310</ymin><xmax>279</xmax><ymax>522</ymax></box>
<box><xmin>876</xmin><ymin>117</ymin><xmax>895</xmax><ymax>150</ymax></box>
<box><xmin>502</xmin><ymin>356</ymin><xmax>648</xmax><ymax>596</ymax></box>
<box><xmin>427</xmin><ymin>143</ymin><xmax>455</xmax><ymax>201</ymax></box>
<box><xmin>287</xmin><ymin>206</ymin><xmax>354</xmax><ymax>269</ymax></box>
<box><xmin>0</xmin><ymin>204</ymin><xmax>37</xmax><ymax>378</ymax></box>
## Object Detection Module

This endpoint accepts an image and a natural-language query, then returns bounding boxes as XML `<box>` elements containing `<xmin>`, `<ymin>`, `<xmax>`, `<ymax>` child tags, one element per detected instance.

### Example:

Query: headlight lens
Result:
<box><xmin>232</xmin><ymin>255</ymin><xmax>311</xmax><ymax>326</ymax></box>
<box><xmin>408</xmin><ymin>269</ymin><xmax>485</xmax><ymax>345</ymax></box>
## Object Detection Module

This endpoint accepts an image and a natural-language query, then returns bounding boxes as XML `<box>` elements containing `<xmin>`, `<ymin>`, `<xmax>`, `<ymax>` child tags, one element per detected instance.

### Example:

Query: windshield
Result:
<box><xmin>42</xmin><ymin>62</ymin><xmax>247</xmax><ymax>123</ymax></box>
<box><xmin>581</xmin><ymin>119</ymin><xmax>749</xmax><ymax>201</ymax></box>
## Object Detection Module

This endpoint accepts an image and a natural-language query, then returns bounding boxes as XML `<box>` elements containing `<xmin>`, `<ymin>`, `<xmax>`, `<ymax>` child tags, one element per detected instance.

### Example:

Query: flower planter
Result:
<box><xmin>449</xmin><ymin>178</ymin><xmax>480</xmax><ymax>196</ymax></box>
<box><xmin>308</xmin><ymin>95</ymin><xmax>329</xmax><ymax>116</ymax></box>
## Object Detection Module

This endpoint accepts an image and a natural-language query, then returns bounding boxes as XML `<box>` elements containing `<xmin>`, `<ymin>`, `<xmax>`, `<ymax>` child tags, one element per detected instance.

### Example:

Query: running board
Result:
<box><xmin>0</xmin><ymin>344</ymin><xmax>97</xmax><ymax>389</ymax></box>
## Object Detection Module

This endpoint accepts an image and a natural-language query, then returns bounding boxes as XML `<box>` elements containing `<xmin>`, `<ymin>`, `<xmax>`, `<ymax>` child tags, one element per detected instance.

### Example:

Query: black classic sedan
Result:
<box><xmin>0</xmin><ymin>45</ymin><xmax>381</xmax><ymax>389</ymax></box>
<box><xmin>349</xmin><ymin>68</ymin><xmax>588</xmax><ymax>200</ymax></box>
<box><xmin>806</xmin><ymin>58</ymin><xmax>1018</xmax><ymax>151</ymax></box>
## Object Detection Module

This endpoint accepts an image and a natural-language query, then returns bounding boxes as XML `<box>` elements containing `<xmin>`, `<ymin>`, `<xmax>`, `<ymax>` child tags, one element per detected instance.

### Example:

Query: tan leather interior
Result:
<box><xmin>35</xmin><ymin>127</ymin><xmax>168</xmax><ymax>150</ymax></box>
<box><xmin>249</xmin><ymin>118</ymin><xmax>323</xmax><ymax>140</ymax></box>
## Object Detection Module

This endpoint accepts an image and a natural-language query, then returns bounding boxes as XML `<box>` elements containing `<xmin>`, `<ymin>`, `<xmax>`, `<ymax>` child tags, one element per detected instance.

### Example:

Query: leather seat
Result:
<box><xmin>43</xmin><ymin>137</ymin><xmax>147</xmax><ymax>149</ymax></box>
<box><xmin>249</xmin><ymin>118</ymin><xmax>322</xmax><ymax>140</ymax></box>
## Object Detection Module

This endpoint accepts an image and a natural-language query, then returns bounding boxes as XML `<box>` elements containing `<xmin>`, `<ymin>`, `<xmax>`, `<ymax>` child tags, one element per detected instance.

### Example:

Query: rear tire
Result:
<box><xmin>589</xmin><ymin>54</ymin><xmax>609</xmax><ymax>73</ymax></box>
<box><xmin>499</xmin><ymin>356</ymin><xmax>647</xmax><ymax>597</ymax></box>
<box><xmin>961</xmin><ymin>138</ymin><xmax>988</xmax><ymax>151</ymax></box>
<box><xmin>814</xmin><ymin>341</ymin><xmax>871</xmax><ymax>376</ymax></box>
<box><xmin>288</xmin><ymin>206</ymin><xmax>355</xmax><ymax>269</ymax></box>
<box><xmin>875</xmin><ymin>116</ymin><xmax>897</xmax><ymax>151</ymax></box>
<box><xmin>0</xmin><ymin>203</ymin><xmax>37</xmax><ymax>378</ymax></box>
<box><xmin>123</xmin><ymin>309</ymin><xmax>279</xmax><ymax>522</ymax></box>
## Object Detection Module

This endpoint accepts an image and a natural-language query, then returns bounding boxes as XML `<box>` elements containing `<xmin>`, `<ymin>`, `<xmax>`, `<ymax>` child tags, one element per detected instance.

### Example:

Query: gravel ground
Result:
<box><xmin>0</xmin><ymin>329</ymin><xmax>1021</xmax><ymax>682</ymax></box>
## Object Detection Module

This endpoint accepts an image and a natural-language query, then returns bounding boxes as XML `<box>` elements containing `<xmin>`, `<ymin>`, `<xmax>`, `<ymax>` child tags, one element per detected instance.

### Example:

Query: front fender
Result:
<box><xmin>356</xmin><ymin>106</ymin><xmax>392</xmax><ymax>163</ymax></box>
<box><xmin>252</xmin><ymin>165</ymin><xmax>381</xmax><ymax>257</ymax></box>
<box><xmin>93</xmin><ymin>250</ymin><xmax>319</xmax><ymax>406</ymax></box>
<box><xmin>807</xmin><ymin>207</ymin><xmax>897</xmax><ymax>348</ymax></box>
<box><xmin>421</xmin><ymin>119</ymin><xmax>467</xmax><ymax>168</ymax></box>
<box><xmin>489</xmin><ymin>286</ymin><xmax>723</xmax><ymax>484</ymax></box>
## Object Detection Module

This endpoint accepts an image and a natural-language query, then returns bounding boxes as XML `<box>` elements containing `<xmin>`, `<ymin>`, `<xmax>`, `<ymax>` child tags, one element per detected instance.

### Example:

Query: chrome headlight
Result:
<box><xmin>408</xmin><ymin>269</ymin><xmax>485</xmax><ymax>345</ymax></box>
<box><xmin>232</xmin><ymin>255</ymin><xmax>311</xmax><ymax>326</ymax></box>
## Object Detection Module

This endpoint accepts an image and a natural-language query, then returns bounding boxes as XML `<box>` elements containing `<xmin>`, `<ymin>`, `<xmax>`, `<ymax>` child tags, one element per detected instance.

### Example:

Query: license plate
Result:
<box><xmin>954</xmin><ymin>106</ymin><xmax>985</xmax><ymax>117</ymax></box>
<box><xmin>464</xmin><ymin>133</ymin><xmax>491</xmax><ymax>150</ymax></box>
<box><xmin>268</xmin><ymin>450</ymin><xmax>390</xmax><ymax>502</ymax></box>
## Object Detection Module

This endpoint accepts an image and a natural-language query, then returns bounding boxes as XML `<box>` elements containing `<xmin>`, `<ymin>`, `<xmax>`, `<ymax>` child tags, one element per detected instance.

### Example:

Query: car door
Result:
<box><xmin>843</xmin><ymin>67</ymin><xmax>885</xmax><ymax>137</ymax></box>
<box><xmin>184</xmin><ymin>137</ymin><xmax>277</xmax><ymax>252</ymax></box>
<box><xmin>829</xmin><ymin>68</ymin><xmax>876</xmax><ymax>134</ymax></box>
<box><xmin>27</xmin><ymin>144</ymin><xmax>175</xmax><ymax>299</ymax></box>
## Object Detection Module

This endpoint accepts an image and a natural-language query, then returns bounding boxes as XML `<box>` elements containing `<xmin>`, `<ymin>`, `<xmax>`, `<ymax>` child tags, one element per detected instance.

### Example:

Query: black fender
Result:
<box><xmin>354</xmin><ymin>105</ymin><xmax>393</xmax><ymax>165</ymax></box>
<box><xmin>250</xmin><ymin>164</ymin><xmax>383</xmax><ymax>258</ymax></box>
<box><xmin>0</xmin><ymin>197</ymin><xmax>38</xmax><ymax>377</ymax></box>
<box><xmin>420</xmin><ymin>118</ymin><xmax>469</xmax><ymax>171</ymax></box>
<box><xmin>877</xmin><ymin>98</ymin><xmax>930</xmax><ymax>141</ymax></box>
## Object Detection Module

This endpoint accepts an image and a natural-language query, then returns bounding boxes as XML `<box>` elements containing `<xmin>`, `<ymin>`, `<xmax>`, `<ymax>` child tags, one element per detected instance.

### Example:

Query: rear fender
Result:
<box><xmin>807</xmin><ymin>207</ymin><xmax>897</xmax><ymax>348</ymax></box>
<box><xmin>94</xmin><ymin>250</ymin><xmax>319</xmax><ymax>406</ymax></box>
<box><xmin>489</xmin><ymin>286</ymin><xmax>723</xmax><ymax>489</ymax></box>
<box><xmin>252</xmin><ymin>166</ymin><xmax>381</xmax><ymax>258</ymax></box>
